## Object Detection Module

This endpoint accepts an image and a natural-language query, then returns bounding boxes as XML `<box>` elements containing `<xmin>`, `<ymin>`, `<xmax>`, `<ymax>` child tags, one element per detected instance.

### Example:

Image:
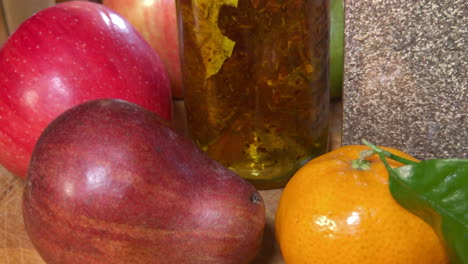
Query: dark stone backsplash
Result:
<box><xmin>342</xmin><ymin>0</ymin><xmax>467</xmax><ymax>159</ymax></box>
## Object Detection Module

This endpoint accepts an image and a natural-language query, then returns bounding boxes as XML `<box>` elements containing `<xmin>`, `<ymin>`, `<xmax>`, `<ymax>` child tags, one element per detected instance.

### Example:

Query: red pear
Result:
<box><xmin>23</xmin><ymin>99</ymin><xmax>265</xmax><ymax>264</ymax></box>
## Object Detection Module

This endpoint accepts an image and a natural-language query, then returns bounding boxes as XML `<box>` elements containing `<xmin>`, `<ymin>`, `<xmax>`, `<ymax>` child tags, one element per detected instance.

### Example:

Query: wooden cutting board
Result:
<box><xmin>0</xmin><ymin>100</ymin><xmax>342</xmax><ymax>264</ymax></box>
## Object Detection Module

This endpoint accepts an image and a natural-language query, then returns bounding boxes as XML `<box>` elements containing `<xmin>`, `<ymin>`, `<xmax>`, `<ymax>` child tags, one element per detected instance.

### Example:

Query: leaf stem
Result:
<box><xmin>362</xmin><ymin>139</ymin><xmax>418</xmax><ymax>166</ymax></box>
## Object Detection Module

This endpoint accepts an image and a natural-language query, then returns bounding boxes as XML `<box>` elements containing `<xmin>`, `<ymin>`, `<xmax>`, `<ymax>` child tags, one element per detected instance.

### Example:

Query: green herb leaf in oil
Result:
<box><xmin>192</xmin><ymin>0</ymin><xmax>237</xmax><ymax>80</ymax></box>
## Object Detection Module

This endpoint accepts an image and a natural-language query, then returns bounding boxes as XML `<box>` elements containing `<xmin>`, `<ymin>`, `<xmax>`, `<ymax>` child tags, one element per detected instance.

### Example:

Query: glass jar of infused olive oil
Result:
<box><xmin>176</xmin><ymin>0</ymin><xmax>329</xmax><ymax>189</ymax></box>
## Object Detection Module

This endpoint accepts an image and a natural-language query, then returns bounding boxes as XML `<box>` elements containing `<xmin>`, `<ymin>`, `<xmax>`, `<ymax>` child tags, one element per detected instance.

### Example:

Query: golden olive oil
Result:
<box><xmin>177</xmin><ymin>0</ymin><xmax>329</xmax><ymax>189</ymax></box>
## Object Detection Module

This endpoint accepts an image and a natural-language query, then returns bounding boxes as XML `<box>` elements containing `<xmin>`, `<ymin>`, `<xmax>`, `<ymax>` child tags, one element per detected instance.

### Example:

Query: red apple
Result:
<box><xmin>23</xmin><ymin>99</ymin><xmax>265</xmax><ymax>264</ymax></box>
<box><xmin>103</xmin><ymin>0</ymin><xmax>183</xmax><ymax>98</ymax></box>
<box><xmin>0</xmin><ymin>1</ymin><xmax>172</xmax><ymax>179</ymax></box>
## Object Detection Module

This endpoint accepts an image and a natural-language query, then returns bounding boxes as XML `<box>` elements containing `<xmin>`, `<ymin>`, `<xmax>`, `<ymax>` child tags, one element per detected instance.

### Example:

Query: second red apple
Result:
<box><xmin>103</xmin><ymin>0</ymin><xmax>183</xmax><ymax>98</ymax></box>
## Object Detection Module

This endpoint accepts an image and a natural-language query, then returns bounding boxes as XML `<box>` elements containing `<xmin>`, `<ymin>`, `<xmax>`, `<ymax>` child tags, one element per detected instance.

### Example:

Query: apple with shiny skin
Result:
<box><xmin>23</xmin><ymin>99</ymin><xmax>265</xmax><ymax>264</ymax></box>
<box><xmin>103</xmin><ymin>0</ymin><xmax>183</xmax><ymax>98</ymax></box>
<box><xmin>0</xmin><ymin>1</ymin><xmax>172</xmax><ymax>179</ymax></box>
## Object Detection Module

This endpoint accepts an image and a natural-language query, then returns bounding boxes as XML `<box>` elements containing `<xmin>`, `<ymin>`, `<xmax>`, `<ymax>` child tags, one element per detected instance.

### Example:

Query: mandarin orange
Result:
<box><xmin>275</xmin><ymin>145</ymin><xmax>448</xmax><ymax>264</ymax></box>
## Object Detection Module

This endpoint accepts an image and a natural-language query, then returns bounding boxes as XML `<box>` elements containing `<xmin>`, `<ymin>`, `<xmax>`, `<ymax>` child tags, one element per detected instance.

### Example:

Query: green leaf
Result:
<box><xmin>363</xmin><ymin>140</ymin><xmax>468</xmax><ymax>264</ymax></box>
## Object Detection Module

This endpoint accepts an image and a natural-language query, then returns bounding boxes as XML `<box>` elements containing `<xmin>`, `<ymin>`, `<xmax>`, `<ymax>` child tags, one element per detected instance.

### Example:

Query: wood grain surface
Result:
<box><xmin>0</xmin><ymin>100</ymin><xmax>342</xmax><ymax>264</ymax></box>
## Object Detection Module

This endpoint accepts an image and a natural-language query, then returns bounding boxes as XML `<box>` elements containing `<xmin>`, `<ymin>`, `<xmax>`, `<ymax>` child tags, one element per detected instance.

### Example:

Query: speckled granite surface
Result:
<box><xmin>342</xmin><ymin>0</ymin><xmax>467</xmax><ymax>159</ymax></box>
